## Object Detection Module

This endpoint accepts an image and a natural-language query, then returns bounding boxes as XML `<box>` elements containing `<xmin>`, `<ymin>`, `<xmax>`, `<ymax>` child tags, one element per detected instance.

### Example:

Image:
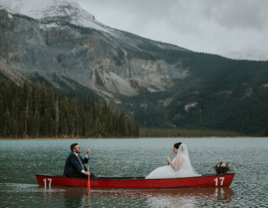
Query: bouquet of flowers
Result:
<box><xmin>214</xmin><ymin>162</ymin><xmax>231</xmax><ymax>174</ymax></box>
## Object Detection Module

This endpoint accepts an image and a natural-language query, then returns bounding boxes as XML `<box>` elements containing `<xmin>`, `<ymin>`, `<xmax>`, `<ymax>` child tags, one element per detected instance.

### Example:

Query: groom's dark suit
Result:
<box><xmin>64</xmin><ymin>152</ymin><xmax>97</xmax><ymax>179</ymax></box>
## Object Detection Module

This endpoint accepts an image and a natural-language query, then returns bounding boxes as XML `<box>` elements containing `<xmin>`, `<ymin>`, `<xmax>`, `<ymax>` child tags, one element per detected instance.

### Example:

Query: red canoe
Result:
<box><xmin>36</xmin><ymin>173</ymin><xmax>234</xmax><ymax>189</ymax></box>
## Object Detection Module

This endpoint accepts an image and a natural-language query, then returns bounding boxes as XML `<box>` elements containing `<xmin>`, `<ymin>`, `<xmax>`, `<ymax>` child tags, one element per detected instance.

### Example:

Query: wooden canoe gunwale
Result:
<box><xmin>36</xmin><ymin>173</ymin><xmax>235</xmax><ymax>181</ymax></box>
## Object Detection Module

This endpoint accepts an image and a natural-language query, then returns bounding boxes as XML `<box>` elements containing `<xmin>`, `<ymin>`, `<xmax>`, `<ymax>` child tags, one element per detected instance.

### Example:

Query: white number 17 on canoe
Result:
<box><xmin>43</xmin><ymin>178</ymin><xmax>52</xmax><ymax>187</ymax></box>
<box><xmin>214</xmin><ymin>177</ymin><xmax>224</xmax><ymax>186</ymax></box>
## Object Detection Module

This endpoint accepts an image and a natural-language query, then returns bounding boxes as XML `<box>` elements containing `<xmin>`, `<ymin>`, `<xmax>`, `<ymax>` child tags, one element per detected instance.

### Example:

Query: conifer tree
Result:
<box><xmin>22</xmin><ymin>79</ymin><xmax>31</xmax><ymax>136</ymax></box>
<box><xmin>3</xmin><ymin>109</ymin><xmax>11</xmax><ymax>137</ymax></box>
<box><xmin>32</xmin><ymin>81</ymin><xmax>41</xmax><ymax>112</ymax></box>
<box><xmin>54</xmin><ymin>99</ymin><xmax>59</xmax><ymax>137</ymax></box>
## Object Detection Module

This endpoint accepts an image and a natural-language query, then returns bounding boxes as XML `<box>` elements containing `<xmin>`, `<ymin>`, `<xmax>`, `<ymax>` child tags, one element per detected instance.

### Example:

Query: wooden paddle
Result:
<box><xmin>87</xmin><ymin>150</ymin><xmax>91</xmax><ymax>190</ymax></box>
<box><xmin>87</xmin><ymin>158</ymin><xmax>91</xmax><ymax>190</ymax></box>
<box><xmin>87</xmin><ymin>171</ymin><xmax>91</xmax><ymax>190</ymax></box>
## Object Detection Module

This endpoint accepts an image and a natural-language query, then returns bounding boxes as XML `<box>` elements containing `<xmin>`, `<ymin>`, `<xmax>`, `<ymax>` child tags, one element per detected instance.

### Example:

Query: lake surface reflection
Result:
<box><xmin>0</xmin><ymin>138</ymin><xmax>268</xmax><ymax>207</ymax></box>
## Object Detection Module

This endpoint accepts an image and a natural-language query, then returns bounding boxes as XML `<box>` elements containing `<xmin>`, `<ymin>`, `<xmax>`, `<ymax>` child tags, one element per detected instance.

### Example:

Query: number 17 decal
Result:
<box><xmin>43</xmin><ymin>178</ymin><xmax>52</xmax><ymax>187</ymax></box>
<box><xmin>214</xmin><ymin>177</ymin><xmax>224</xmax><ymax>186</ymax></box>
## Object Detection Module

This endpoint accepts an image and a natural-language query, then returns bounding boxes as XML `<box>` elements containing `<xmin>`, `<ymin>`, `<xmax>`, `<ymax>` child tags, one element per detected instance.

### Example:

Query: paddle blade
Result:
<box><xmin>87</xmin><ymin>181</ymin><xmax>91</xmax><ymax>189</ymax></box>
<box><xmin>87</xmin><ymin>175</ymin><xmax>91</xmax><ymax>190</ymax></box>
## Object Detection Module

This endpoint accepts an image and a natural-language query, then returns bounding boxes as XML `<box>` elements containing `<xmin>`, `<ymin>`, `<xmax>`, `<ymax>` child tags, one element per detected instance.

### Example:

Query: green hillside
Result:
<box><xmin>120</xmin><ymin>68</ymin><xmax>268</xmax><ymax>135</ymax></box>
<box><xmin>167</xmin><ymin>70</ymin><xmax>268</xmax><ymax>135</ymax></box>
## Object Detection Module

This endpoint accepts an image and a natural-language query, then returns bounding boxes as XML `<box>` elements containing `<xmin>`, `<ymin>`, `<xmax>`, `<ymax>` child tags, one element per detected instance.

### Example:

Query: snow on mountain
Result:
<box><xmin>0</xmin><ymin>0</ymin><xmax>111</xmax><ymax>33</ymax></box>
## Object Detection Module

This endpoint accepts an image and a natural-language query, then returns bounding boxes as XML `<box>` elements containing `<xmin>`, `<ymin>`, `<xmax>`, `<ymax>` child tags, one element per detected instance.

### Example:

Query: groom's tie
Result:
<box><xmin>77</xmin><ymin>155</ymin><xmax>84</xmax><ymax>170</ymax></box>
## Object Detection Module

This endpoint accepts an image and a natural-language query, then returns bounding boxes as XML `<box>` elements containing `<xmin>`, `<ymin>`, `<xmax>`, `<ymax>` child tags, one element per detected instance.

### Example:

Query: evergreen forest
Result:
<box><xmin>0</xmin><ymin>79</ymin><xmax>139</xmax><ymax>138</ymax></box>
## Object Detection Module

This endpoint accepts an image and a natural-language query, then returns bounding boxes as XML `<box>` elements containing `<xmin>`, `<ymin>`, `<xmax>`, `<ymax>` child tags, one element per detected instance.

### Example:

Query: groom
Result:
<box><xmin>64</xmin><ymin>143</ymin><xmax>97</xmax><ymax>179</ymax></box>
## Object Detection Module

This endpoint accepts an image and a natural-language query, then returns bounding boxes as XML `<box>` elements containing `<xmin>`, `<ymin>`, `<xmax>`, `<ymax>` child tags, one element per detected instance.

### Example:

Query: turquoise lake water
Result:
<box><xmin>0</xmin><ymin>138</ymin><xmax>268</xmax><ymax>207</ymax></box>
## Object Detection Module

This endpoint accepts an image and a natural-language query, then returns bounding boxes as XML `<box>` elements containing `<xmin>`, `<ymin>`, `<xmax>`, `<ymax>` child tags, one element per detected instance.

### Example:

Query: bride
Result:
<box><xmin>145</xmin><ymin>142</ymin><xmax>200</xmax><ymax>179</ymax></box>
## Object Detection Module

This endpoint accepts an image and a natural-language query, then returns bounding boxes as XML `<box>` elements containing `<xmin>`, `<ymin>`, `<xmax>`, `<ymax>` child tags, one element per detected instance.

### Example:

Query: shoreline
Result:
<box><xmin>0</xmin><ymin>136</ymin><xmax>265</xmax><ymax>140</ymax></box>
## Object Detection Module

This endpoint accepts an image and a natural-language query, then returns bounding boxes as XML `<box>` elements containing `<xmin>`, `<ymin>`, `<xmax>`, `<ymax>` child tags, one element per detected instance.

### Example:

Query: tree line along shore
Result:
<box><xmin>1</xmin><ymin>78</ymin><xmax>267</xmax><ymax>139</ymax></box>
<box><xmin>139</xmin><ymin>128</ymin><xmax>246</xmax><ymax>138</ymax></box>
<box><xmin>139</xmin><ymin>127</ymin><xmax>268</xmax><ymax>138</ymax></box>
<box><xmin>0</xmin><ymin>78</ymin><xmax>139</xmax><ymax>138</ymax></box>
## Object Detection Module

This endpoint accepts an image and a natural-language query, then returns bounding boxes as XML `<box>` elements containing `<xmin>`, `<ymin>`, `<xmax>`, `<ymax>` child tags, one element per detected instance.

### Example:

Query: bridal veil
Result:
<box><xmin>174</xmin><ymin>143</ymin><xmax>200</xmax><ymax>176</ymax></box>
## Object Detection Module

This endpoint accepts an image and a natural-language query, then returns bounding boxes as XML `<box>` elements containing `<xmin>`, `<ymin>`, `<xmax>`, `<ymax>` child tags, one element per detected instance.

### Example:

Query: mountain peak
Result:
<box><xmin>0</xmin><ymin>0</ymin><xmax>112</xmax><ymax>32</ymax></box>
<box><xmin>0</xmin><ymin>0</ymin><xmax>88</xmax><ymax>19</ymax></box>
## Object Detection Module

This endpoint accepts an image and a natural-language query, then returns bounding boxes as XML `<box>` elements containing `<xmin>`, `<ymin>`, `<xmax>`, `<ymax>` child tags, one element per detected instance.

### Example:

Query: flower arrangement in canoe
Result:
<box><xmin>214</xmin><ymin>162</ymin><xmax>231</xmax><ymax>174</ymax></box>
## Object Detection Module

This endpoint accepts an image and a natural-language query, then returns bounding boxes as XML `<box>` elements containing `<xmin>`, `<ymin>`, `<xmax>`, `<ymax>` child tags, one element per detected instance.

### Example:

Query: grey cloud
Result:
<box><xmin>200</xmin><ymin>0</ymin><xmax>268</xmax><ymax>30</ymax></box>
<box><xmin>76</xmin><ymin>0</ymin><xmax>268</xmax><ymax>60</ymax></box>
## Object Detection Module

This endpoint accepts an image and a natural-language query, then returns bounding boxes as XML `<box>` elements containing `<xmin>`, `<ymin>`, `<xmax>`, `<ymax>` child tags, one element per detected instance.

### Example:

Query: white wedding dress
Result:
<box><xmin>145</xmin><ymin>144</ymin><xmax>200</xmax><ymax>179</ymax></box>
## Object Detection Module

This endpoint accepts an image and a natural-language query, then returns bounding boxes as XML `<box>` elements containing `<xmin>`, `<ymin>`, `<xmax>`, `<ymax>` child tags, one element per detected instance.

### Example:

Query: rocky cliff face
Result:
<box><xmin>0</xmin><ymin>0</ymin><xmax>190</xmax><ymax>102</ymax></box>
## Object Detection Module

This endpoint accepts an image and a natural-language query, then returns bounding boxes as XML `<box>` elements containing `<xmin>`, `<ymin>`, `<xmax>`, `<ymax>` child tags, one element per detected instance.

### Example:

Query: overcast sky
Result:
<box><xmin>77</xmin><ymin>0</ymin><xmax>268</xmax><ymax>60</ymax></box>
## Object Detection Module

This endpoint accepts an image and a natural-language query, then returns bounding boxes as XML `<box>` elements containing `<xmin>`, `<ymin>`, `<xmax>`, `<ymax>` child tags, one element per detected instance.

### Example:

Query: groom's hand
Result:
<box><xmin>86</xmin><ymin>149</ymin><xmax>90</xmax><ymax>154</ymax></box>
<box><xmin>84</xmin><ymin>171</ymin><xmax>90</xmax><ymax>176</ymax></box>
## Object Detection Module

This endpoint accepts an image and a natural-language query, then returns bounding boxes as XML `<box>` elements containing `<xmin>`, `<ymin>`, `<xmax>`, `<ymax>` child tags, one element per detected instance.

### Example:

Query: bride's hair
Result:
<box><xmin>174</xmin><ymin>142</ymin><xmax>182</xmax><ymax>149</ymax></box>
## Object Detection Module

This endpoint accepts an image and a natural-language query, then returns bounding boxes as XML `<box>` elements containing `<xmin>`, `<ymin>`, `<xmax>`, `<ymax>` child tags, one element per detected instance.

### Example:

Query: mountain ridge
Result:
<box><xmin>0</xmin><ymin>0</ymin><xmax>268</xmax><ymax>135</ymax></box>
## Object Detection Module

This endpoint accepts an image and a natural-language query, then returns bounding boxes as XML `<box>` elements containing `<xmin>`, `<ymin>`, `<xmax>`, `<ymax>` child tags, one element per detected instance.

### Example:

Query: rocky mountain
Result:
<box><xmin>0</xmin><ymin>0</ymin><xmax>188</xmax><ymax>100</ymax></box>
<box><xmin>0</xmin><ymin>0</ymin><xmax>268</xmax><ymax>135</ymax></box>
